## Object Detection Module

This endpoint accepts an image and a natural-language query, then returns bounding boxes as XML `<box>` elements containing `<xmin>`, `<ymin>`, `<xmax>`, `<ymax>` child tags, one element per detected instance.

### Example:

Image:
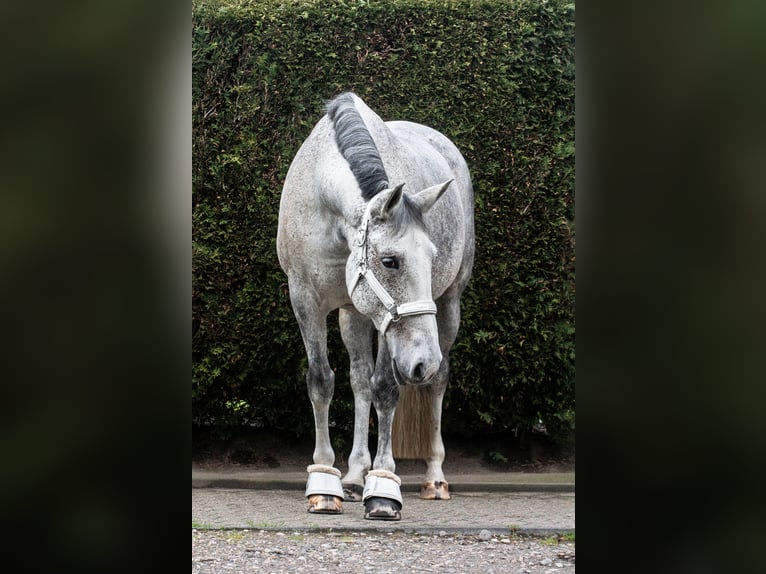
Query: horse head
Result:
<box><xmin>346</xmin><ymin>179</ymin><xmax>453</xmax><ymax>386</ymax></box>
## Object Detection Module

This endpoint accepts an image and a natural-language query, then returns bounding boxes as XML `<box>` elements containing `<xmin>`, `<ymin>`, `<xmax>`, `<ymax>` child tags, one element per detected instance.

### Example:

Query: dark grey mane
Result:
<box><xmin>326</xmin><ymin>92</ymin><xmax>389</xmax><ymax>201</ymax></box>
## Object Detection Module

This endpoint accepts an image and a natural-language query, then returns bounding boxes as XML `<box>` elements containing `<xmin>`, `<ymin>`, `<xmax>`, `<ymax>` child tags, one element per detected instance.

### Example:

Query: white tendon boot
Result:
<box><xmin>305</xmin><ymin>464</ymin><xmax>344</xmax><ymax>514</ymax></box>
<box><xmin>362</xmin><ymin>469</ymin><xmax>403</xmax><ymax>520</ymax></box>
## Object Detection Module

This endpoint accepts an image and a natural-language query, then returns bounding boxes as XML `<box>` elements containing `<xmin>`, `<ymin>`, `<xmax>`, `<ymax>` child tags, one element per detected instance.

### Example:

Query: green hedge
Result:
<box><xmin>192</xmin><ymin>0</ymin><xmax>575</xmax><ymax>441</ymax></box>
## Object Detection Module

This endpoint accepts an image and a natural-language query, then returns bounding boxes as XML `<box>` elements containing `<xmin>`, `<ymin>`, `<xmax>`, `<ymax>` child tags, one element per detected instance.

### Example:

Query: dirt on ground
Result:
<box><xmin>192</xmin><ymin>427</ymin><xmax>575</xmax><ymax>475</ymax></box>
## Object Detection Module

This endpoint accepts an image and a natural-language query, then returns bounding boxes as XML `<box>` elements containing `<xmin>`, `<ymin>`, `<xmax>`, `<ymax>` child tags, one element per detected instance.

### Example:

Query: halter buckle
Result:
<box><xmin>354</xmin><ymin>227</ymin><xmax>366</xmax><ymax>247</ymax></box>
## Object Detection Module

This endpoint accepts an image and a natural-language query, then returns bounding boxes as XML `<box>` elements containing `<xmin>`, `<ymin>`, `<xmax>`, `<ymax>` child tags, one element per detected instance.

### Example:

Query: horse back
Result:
<box><xmin>386</xmin><ymin>120</ymin><xmax>475</xmax><ymax>295</ymax></box>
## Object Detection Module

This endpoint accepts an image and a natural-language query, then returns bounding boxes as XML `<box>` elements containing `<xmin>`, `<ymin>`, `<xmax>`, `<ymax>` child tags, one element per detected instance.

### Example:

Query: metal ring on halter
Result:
<box><xmin>379</xmin><ymin>300</ymin><xmax>436</xmax><ymax>334</ymax></box>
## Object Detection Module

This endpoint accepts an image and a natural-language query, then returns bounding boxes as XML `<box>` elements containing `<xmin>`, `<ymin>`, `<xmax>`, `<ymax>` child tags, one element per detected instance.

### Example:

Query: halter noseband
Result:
<box><xmin>347</xmin><ymin>203</ymin><xmax>437</xmax><ymax>334</ymax></box>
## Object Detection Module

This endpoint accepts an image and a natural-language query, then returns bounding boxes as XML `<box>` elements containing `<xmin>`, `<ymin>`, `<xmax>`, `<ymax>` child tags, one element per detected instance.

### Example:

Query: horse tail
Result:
<box><xmin>392</xmin><ymin>385</ymin><xmax>433</xmax><ymax>459</ymax></box>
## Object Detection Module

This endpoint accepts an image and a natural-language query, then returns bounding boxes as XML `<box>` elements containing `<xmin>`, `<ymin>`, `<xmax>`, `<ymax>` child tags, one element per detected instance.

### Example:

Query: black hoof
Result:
<box><xmin>364</xmin><ymin>496</ymin><xmax>402</xmax><ymax>521</ymax></box>
<box><xmin>343</xmin><ymin>483</ymin><xmax>364</xmax><ymax>502</ymax></box>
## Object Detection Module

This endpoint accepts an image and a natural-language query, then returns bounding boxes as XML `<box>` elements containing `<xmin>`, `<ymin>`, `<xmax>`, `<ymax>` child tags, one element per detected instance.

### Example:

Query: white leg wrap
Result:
<box><xmin>362</xmin><ymin>470</ymin><xmax>402</xmax><ymax>504</ymax></box>
<box><xmin>305</xmin><ymin>465</ymin><xmax>344</xmax><ymax>499</ymax></box>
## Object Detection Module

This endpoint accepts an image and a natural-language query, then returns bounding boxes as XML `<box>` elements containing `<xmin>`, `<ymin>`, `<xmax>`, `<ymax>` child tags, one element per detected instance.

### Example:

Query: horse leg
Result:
<box><xmin>363</xmin><ymin>338</ymin><xmax>403</xmax><ymax>520</ymax></box>
<box><xmin>420</xmin><ymin>292</ymin><xmax>463</xmax><ymax>500</ymax></box>
<box><xmin>288</xmin><ymin>282</ymin><xmax>343</xmax><ymax>514</ymax></box>
<box><xmin>419</xmin><ymin>361</ymin><xmax>450</xmax><ymax>499</ymax></box>
<box><xmin>338</xmin><ymin>307</ymin><xmax>374</xmax><ymax>501</ymax></box>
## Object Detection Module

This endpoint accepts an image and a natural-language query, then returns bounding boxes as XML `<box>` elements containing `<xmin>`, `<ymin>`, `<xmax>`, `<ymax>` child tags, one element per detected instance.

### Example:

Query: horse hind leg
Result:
<box><xmin>418</xmin><ymin>292</ymin><xmax>464</xmax><ymax>500</ymax></box>
<box><xmin>418</xmin><ymin>363</ymin><xmax>451</xmax><ymax>500</ymax></box>
<box><xmin>392</xmin><ymin>381</ymin><xmax>450</xmax><ymax>500</ymax></box>
<box><xmin>338</xmin><ymin>307</ymin><xmax>374</xmax><ymax>501</ymax></box>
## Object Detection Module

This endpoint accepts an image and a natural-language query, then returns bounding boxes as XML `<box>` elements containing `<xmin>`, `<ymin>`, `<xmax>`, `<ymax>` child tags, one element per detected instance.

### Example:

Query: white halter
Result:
<box><xmin>347</xmin><ymin>202</ymin><xmax>437</xmax><ymax>334</ymax></box>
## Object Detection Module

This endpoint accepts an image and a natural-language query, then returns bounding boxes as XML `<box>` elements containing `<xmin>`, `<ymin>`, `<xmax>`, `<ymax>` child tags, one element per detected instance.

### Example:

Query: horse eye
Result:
<box><xmin>381</xmin><ymin>256</ymin><xmax>399</xmax><ymax>269</ymax></box>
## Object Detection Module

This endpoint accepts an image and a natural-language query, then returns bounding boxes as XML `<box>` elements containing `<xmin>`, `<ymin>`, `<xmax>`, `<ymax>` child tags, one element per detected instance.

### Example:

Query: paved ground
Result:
<box><xmin>192</xmin><ymin>451</ymin><xmax>576</xmax><ymax>572</ymax></box>
<box><xmin>192</xmin><ymin>466</ymin><xmax>575</xmax><ymax>535</ymax></box>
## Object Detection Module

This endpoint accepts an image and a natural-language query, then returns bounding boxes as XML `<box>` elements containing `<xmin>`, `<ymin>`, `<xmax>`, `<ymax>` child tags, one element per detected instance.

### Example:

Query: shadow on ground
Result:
<box><xmin>192</xmin><ymin>427</ymin><xmax>575</xmax><ymax>475</ymax></box>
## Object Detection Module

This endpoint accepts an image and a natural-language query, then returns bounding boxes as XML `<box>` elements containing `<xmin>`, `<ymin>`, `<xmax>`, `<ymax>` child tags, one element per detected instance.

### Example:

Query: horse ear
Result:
<box><xmin>412</xmin><ymin>179</ymin><xmax>453</xmax><ymax>214</ymax></box>
<box><xmin>381</xmin><ymin>182</ymin><xmax>405</xmax><ymax>216</ymax></box>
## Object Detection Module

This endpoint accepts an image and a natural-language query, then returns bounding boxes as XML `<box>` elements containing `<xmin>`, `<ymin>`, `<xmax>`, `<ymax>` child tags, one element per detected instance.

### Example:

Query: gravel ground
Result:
<box><xmin>192</xmin><ymin>529</ymin><xmax>575</xmax><ymax>573</ymax></box>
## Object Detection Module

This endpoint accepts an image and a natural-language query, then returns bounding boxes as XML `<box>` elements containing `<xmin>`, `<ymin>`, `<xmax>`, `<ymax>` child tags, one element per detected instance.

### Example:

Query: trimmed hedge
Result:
<box><xmin>192</xmin><ymin>0</ymin><xmax>575</xmax><ymax>441</ymax></box>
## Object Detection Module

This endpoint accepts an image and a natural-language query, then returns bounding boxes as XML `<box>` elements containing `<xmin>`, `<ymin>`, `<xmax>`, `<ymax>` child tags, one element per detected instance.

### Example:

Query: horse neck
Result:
<box><xmin>312</xmin><ymin>174</ymin><xmax>370</xmax><ymax>254</ymax></box>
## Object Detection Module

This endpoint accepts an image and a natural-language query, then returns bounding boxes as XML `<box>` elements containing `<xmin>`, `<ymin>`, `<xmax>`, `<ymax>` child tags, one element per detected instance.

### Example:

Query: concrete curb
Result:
<box><xmin>192</xmin><ymin>471</ymin><xmax>575</xmax><ymax>493</ymax></box>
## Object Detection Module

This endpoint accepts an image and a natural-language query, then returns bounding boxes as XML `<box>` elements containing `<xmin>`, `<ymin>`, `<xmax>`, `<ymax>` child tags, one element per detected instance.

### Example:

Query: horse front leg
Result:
<box><xmin>289</xmin><ymin>284</ymin><xmax>343</xmax><ymax>514</ymax></box>
<box><xmin>339</xmin><ymin>307</ymin><xmax>374</xmax><ymax>501</ymax></box>
<box><xmin>363</xmin><ymin>339</ymin><xmax>403</xmax><ymax>520</ymax></box>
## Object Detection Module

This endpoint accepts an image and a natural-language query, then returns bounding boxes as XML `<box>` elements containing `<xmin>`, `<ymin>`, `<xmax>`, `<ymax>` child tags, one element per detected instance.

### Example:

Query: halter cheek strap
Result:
<box><xmin>348</xmin><ymin>205</ymin><xmax>437</xmax><ymax>334</ymax></box>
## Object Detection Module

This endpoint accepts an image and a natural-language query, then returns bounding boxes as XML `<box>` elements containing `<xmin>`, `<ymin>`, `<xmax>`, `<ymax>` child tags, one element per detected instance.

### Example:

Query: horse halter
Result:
<box><xmin>347</xmin><ymin>202</ymin><xmax>437</xmax><ymax>334</ymax></box>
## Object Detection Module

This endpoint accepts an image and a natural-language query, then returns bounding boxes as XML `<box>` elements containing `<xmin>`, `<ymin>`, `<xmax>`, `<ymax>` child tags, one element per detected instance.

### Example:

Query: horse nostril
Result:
<box><xmin>412</xmin><ymin>363</ymin><xmax>425</xmax><ymax>381</ymax></box>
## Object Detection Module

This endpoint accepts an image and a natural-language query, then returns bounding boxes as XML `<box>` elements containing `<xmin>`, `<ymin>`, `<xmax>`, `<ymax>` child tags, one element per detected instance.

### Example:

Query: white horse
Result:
<box><xmin>277</xmin><ymin>92</ymin><xmax>474</xmax><ymax>520</ymax></box>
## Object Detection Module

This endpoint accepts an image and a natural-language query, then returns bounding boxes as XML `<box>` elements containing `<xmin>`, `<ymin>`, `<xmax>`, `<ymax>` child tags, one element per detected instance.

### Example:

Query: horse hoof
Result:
<box><xmin>343</xmin><ymin>482</ymin><xmax>364</xmax><ymax>502</ymax></box>
<box><xmin>307</xmin><ymin>494</ymin><xmax>343</xmax><ymax>514</ymax></box>
<box><xmin>364</xmin><ymin>496</ymin><xmax>402</xmax><ymax>521</ymax></box>
<box><xmin>420</xmin><ymin>480</ymin><xmax>451</xmax><ymax>500</ymax></box>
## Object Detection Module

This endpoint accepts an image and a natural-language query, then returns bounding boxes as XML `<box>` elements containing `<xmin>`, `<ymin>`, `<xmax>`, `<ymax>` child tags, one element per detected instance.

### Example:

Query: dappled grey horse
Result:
<box><xmin>277</xmin><ymin>92</ymin><xmax>474</xmax><ymax>520</ymax></box>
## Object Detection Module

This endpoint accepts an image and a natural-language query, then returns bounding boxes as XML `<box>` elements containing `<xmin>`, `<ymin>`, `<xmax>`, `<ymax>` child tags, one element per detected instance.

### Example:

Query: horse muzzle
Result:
<box><xmin>392</xmin><ymin>358</ymin><xmax>440</xmax><ymax>386</ymax></box>
<box><xmin>390</xmin><ymin>328</ymin><xmax>442</xmax><ymax>386</ymax></box>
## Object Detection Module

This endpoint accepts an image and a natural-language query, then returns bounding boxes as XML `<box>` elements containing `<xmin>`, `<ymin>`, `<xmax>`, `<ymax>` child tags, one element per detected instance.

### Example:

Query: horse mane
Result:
<box><xmin>326</xmin><ymin>93</ymin><xmax>426</xmax><ymax>232</ymax></box>
<box><xmin>326</xmin><ymin>92</ymin><xmax>390</xmax><ymax>201</ymax></box>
